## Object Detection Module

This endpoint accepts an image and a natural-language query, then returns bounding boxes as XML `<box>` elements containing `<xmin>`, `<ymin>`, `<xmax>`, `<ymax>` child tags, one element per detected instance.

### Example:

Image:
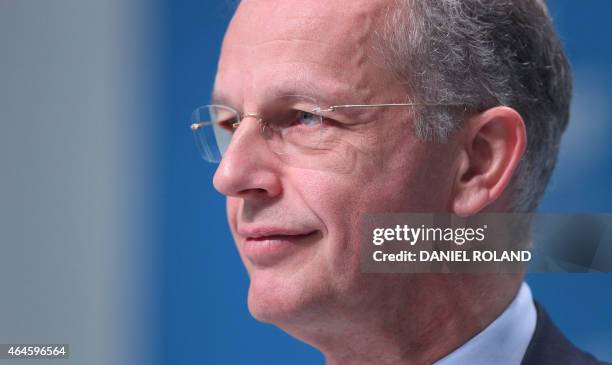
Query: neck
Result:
<box><xmin>280</xmin><ymin>274</ymin><xmax>523</xmax><ymax>365</ymax></box>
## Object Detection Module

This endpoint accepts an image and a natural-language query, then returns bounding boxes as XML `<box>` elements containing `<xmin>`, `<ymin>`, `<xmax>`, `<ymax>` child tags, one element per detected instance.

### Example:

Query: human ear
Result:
<box><xmin>452</xmin><ymin>106</ymin><xmax>526</xmax><ymax>215</ymax></box>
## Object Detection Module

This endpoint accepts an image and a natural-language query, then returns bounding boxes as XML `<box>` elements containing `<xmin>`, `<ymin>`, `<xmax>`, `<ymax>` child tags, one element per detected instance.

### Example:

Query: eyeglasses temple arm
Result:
<box><xmin>191</xmin><ymin>122</ymin><xmax>206</xmax><ymax>131</ymax></box>
<box><xmin>315</xmin><ymin>103</ymin><xmax>457</xmax><ymax>113</ymax></box>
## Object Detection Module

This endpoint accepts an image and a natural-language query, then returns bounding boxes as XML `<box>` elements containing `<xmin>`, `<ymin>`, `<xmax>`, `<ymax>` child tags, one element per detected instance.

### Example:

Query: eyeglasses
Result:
<box><xmin>190</xmin><ymin>94</ymin><xmax>459</xmax><ymax>165</ymax></box>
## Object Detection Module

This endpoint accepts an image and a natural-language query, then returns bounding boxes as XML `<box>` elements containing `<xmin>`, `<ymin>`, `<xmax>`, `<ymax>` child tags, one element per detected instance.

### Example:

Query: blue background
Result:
<box><xmin>158</xmin><ymin>1</ymin><xmax>612</xmax><ymax>364</ymax></box>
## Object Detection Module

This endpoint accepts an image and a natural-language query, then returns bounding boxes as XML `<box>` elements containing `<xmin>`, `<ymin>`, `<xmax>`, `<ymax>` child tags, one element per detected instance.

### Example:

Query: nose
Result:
<box><xmin>213</xmin><ymin>117</ymin><xmax>282</xmax><ymax>199</ymax></box>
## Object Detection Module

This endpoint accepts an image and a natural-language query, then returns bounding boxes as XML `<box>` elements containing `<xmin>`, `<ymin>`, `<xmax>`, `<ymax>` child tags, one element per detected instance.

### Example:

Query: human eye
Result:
<box><xmin>261</xmin><ymin>95</ymin><xmax>322</xmax><ymax>133</ymax></box>
<box><xmin>210</xmin><ymin>106</ymin><xmax>239</xmax><ymax>133</ymax></box>
<box><xmin>295</xmin><ymin>110</ymin><xmax>320</xmax><ymax>127</ymax></box>
<box><xmin>265</xmin><ymin>108</ymin><xmax>320</xmax><ymax>131</ymax></box>
<box><xmin>216</xmin><ymin>119</ymin><xmax>236</xmax><ymax>133</ymax></box>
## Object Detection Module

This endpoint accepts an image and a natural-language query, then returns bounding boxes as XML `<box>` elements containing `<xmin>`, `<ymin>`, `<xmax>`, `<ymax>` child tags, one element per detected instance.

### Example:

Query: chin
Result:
<box><xmin>246</xmin><ymin>271</ymin><xmax>305</xmax><ymax>325</ymax></box>
<box><xmin>245</xmin><ymin>267</ymin><xmax>333</xmax><ymax>326</ymax></box>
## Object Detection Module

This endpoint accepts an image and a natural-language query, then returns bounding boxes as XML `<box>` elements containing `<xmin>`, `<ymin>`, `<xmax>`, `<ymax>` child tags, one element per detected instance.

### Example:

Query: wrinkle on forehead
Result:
<box><xmin>226</xmin><ymin>0</ymin><xmax>388</xmax><ymax>56</ymax></box>
<box><xmin>217</xmin><ymin>0</ymin><xmax>403</xmax><ymax>108</ymax></box>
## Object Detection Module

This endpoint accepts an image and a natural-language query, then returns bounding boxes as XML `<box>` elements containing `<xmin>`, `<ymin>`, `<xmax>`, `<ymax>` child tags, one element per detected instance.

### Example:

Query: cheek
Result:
<box><xmin>292</xmin><ymin>168</ymin><xmax>407</xmax><ymax>277</ymax></box>
<box><xmin>226</xmin><ymin>198</ymin><xmax>248</xmax><ymax>266</ymax></box>
<box><xmin>305</xmin><ymin>144</ymin><xmax>455</xmax><ymax>243</ymax></box>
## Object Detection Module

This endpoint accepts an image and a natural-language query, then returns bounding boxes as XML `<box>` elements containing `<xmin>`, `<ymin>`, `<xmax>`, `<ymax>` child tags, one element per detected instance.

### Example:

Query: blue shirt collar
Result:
<box><xmin>434</xmin><ymin>282</ymin><xmax>537</xmax><ymax>365</ymax></box>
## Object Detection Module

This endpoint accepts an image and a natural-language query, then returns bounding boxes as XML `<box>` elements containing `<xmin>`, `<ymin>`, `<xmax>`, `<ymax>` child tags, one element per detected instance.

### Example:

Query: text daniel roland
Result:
<box><xmin>372</xmin><ymin>249</ymin><xmax>532</xmax><ymax>263</ymax></box>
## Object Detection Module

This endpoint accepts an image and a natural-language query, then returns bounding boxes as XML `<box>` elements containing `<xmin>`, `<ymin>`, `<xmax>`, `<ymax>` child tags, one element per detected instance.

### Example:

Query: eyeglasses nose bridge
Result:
<box><xmin>232</xmin><ymin>112</ymin><xmax>263</xmax><ymax>129</ymax></box>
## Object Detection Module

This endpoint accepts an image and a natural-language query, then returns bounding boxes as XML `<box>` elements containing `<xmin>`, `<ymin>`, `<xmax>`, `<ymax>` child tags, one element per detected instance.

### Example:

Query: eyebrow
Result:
<box><xmin>211</xmin><ymin>73</ymin><xmax>359</xmax><ymax>112</ymax></box>
<box><xmin>212</xmin><ymin>88</ymin><xmax>339</xmax><ymax>111</ymax></box>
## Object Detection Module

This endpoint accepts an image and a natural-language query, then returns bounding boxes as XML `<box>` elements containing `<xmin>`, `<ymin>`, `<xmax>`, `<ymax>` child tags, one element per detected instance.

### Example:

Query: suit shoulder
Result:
<box><xmin>521</xmin><ymin>302</ymin><xmax>611</xmax><ymax>365</ymax></box>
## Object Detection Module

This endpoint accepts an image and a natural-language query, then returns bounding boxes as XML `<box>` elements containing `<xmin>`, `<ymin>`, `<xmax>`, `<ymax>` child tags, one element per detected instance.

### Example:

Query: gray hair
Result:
<box><xmin>379</xmin><ymin>0</ymin><xmax>572</xmax><ymax>212</ymax></box>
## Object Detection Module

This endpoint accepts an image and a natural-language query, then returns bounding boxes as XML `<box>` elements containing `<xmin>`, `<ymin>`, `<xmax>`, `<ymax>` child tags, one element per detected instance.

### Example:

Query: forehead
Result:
<box><xmin>215</xmin><ymin>0</ymin><xmax>400</xmax><ymax>105</ymax></box>
<box><xmin>226</xmin><ymin>0</ymin><xmax>387</xmax><ymax>50</ymax></box>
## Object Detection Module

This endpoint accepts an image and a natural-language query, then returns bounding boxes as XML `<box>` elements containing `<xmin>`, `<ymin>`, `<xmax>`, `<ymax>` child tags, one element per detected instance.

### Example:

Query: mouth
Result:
<box><xmin>239</xmin><ymin>228</ymin><xmax>319</xmax><ymax>266</ymax></box>
<box><xmin>246</xmin><ymin>231</ymin><xmax>316</xmax><ymax>242</ymax></box>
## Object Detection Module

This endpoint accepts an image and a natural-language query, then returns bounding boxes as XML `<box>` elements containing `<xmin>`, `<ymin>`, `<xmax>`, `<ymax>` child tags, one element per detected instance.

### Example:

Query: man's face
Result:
<box><xmin>213</xmin><ymin>0</ymin><xmax>462</xmax><ymax>326</ymax></box>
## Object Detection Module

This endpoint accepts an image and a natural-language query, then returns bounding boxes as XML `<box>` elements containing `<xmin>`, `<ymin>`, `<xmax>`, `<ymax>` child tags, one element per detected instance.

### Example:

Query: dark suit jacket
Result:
<box><xmin>521</xmin><ymin>302</ymin><xmax>611</xmax><ymax>365</ymax></box>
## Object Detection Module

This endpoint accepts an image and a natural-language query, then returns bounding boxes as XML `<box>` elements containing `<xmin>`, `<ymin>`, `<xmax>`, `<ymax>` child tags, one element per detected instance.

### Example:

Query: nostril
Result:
<box><xmin>238</xmin><ymin>187</ymin><xmax>268</xmax><ymax>196</ymax></box>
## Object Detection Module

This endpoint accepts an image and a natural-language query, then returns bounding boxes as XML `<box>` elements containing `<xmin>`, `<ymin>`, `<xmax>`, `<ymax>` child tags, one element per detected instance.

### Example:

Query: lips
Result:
<box><xmin>246</xmin><ymin>232</ymin><xmax>315</xmax><ymax>242</ymax></box>
<box><xmin>238</xmin><ymin>226</ymin><xmax>318</xmax><ymax>266</ymax></box>
<box><xmin>239</xmin><ymin>226</ymin><xmax>316</xmax><ymax>239</ymax></box>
